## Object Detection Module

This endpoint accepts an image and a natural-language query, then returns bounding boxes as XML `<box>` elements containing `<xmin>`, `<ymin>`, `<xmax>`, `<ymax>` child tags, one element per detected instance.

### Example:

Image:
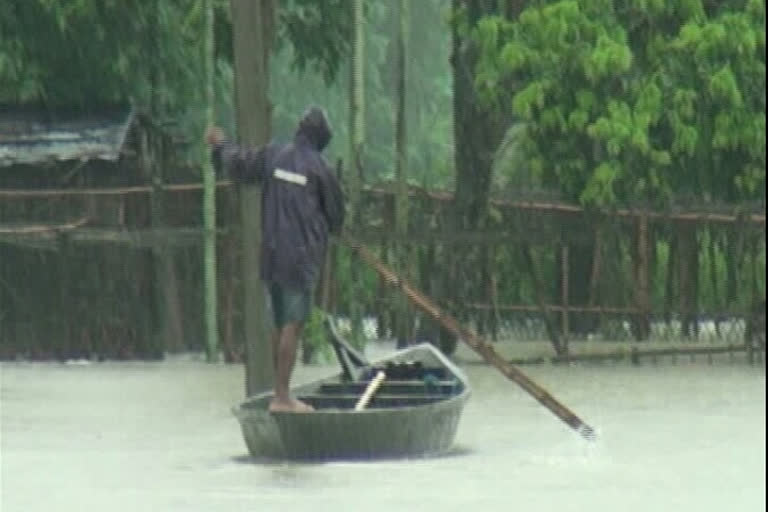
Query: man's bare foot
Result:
<box><xmin>269</xmin><ymin>397</ymin><xmax>315</xmax><ymax>413</ymax></box>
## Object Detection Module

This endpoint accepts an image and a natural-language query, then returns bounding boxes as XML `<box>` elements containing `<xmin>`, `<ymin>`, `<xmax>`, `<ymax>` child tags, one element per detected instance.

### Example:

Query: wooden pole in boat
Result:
<box><xmin>345</xmin><ymin>240</ymin><xmax>597</xmax><ymax>440</ymax></box>
<box><xmin>354</xmin><ymin>371</ymin><xmax>387</xmax><ymax>411</ymax></box>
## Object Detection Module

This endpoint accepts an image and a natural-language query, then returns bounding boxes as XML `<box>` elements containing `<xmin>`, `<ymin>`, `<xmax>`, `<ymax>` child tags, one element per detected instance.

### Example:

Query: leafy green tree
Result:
<box><xmin>1</xmin><ymin>0</ymin><xmax>456</xmax><ymax>187</ymax></box>
<box><xmin>660</xmin><ymin>0</ymin><xmax>766</xmax><ymax>202</ymax></box>
<box><xmin>267</xmin><ymin>0</ymin><xmax>454</xmax><ymax>188</ymax></box>
<box><xmin>0</xmin><ymin>1</ymin><xmax>204</xmax><ymax>113</ymax></box>
<box><xmin>451</xmin><ymin>0</ymin><xmax>521</xmax><ymax>228</ymax></box>
<box><xmin>472</xmin><ymin>0</ymin><xmax>765</xmax><ymax>339</ymax></box>
<box><xmin>472</xmin><ymin>0</ymin><xmax>765</xmax><ymax>207</ymax></box>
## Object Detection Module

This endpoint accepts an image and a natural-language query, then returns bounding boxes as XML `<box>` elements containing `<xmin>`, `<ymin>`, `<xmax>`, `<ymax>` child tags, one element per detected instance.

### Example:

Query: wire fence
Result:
<box><xmin>1</xmin><ymin>175</ymin><xmax>765</xmax><ymax>362</ymax></box>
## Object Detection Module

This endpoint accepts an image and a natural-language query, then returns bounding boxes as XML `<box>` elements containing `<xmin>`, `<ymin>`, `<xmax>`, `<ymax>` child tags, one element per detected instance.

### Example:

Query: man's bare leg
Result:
<box><xmin>269</xmin><ymin>323</ymin><xmax>313</xmax><ymax>412</ymax></box>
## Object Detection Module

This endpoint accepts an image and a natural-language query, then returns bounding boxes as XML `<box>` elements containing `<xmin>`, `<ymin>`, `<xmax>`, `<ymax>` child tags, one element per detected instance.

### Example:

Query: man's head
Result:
<box><xmin>296</xmin><ymin>106</ymin><xmax>332</xmax><ymax>151</ymax></box>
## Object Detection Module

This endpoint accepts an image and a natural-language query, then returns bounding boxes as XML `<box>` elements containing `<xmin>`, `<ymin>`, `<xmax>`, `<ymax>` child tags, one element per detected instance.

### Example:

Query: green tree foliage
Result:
<box><xmin>0</xmin><ymin>0</ymin><xmax>204</xmax><ymax>113</ymax></box>
<box><xmin>0</xmin><ymin>0</ymin><xmax>238</xmax><ymax>166</ymax></box>
<box><xmin>473</xmin><ymin>0</ymin><xmax>766</xmax><ymax>207</ymax></box>
<box><xmin>663</xmin><ymin>0</ymin><xmax>766</xmax><ymax>201</ymax></box>
<box><xmin>276</xmin><ymin>0</ymin><xmax>353</xmax><ymax>84</ymax></box>
<box><xmin>0</xmin><ymin>0</ymin><xmax>455</xmax><ymax>186</ymax></box>
<box><xmin>266</xmin><ymin>0</ymin><xmax>454</xmax><ymax>187</ymax></box>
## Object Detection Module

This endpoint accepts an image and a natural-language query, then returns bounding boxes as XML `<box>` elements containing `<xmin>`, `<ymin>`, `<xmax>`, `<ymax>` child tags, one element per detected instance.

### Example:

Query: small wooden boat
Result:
<box><xmin>233</xmin><ymin>318</ymin><xmax>470</xmax><ymax>460</ymax></box>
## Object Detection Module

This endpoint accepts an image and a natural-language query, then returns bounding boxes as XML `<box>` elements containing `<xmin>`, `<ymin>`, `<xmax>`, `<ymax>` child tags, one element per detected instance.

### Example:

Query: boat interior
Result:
<box><xmin>298</xmin><ymin>363</ymin><xmax>461</xmax><ymax>410</ymax></box>
<box><xmin>295</xmin><ymin>318</ymin><xmax>465</xmax><ymax>410</ymax></box>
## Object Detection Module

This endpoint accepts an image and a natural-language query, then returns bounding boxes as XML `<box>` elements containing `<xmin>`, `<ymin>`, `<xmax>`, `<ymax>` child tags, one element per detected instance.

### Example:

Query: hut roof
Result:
<box><xmin>0</xmin><ymin>105</ymin><xmax>135</xmax><ymax>168</ymax></box>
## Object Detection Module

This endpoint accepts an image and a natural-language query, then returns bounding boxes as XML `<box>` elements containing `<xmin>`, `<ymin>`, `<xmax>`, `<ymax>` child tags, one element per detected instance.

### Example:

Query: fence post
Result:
<box><xmin>634</xmin><ymin>215</ymin><xmax>651</xmax><ymax>340</ymax></box>
<box><xmin>560</xmin><ymin>243</ymin><xmax>570</xmax><ymax>350</ymax></box>
<box><xmin>522</xmin><ymin>243</ymin><xmax>565</xmax><ymax>356</ymax></box>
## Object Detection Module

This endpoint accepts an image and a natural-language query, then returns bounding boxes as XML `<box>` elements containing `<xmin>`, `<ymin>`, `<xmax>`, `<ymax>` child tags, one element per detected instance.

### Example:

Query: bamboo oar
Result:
<box><xmin>345</xmin><ymin>240</ymin><xmax>597</xmax><ymax>440</ymax></box>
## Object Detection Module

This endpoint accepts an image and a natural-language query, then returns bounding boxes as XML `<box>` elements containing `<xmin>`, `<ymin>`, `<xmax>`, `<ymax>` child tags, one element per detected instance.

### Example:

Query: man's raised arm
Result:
<box><xmin>205</xmin><ymin>126</ymin><xmax>267</xmax><ymax>185</ymax></box>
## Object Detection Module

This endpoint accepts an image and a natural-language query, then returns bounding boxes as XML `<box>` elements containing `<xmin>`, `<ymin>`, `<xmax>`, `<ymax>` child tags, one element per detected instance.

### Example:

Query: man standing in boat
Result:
<box><xmin>206</xmin><ymin>106</ymin><xmax>345</xmax><ymax>412</ymax></box>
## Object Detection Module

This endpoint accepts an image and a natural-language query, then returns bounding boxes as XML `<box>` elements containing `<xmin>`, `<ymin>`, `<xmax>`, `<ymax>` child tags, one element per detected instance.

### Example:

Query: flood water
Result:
<box><xmin>1</xmin><ymin>342</ymin><xmax>765</xmax><ymax>512</ymax></box>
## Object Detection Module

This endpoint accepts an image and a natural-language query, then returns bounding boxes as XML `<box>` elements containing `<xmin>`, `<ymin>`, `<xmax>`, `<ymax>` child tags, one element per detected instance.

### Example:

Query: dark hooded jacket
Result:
<box><xmin>213</xmin><ymin>107</ymin><xmax>345</xmax><ymax>289</ymax></box>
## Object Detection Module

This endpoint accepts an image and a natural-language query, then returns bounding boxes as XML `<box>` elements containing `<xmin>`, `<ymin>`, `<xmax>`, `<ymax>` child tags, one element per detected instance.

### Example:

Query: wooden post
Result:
<box><xmin>588</xmin><ymin>226</ymin><xmax>602</xmax><ymax>328</ymax></box>
<box><xmin>634</xmin><ymin>215</ymin><xmax>651</xmax><ymax>341</ymax></box>
<box><xmin>664</xmin><ymin>234</ymin><xmax>677</xmax><ymax>325</ymax></box>
<box><xmin>746</xmin><ymin>239</ymin><xmax>765</xmax><ymax>364</ymax></box>
<box><xmin>678</xmin><ymin>224</ymin><xmax>699</xmax><ymax>339</ymax></box>
<box><xmin>231</xmin><ymin>0</ymin><xmax>275</xmax><ymax>395</ymax></box>
<box><xmin>393</xmin><ymin>0</ymin><xmax>411</xmax><ymax>348</ymax></box>
<box><xmin>560</xmin><ymin>244</ymin><xmax>569</xmax><ymax>349</ymax></box>
<box><xmin>394</xmin><ymin>0</ymin><xmax>409</xmax><ymax>232</ymax></box>
<box><xmin>58</xmin><ymin>232</ymin><xmax>73</xmax><ymax>358</ymax></box>
<box><xmin>222</xmin><ymin>255</ymin><xmax>238</xmax><ymax>362</ymax></box>
<box><xmin>522</xmin><ymin>243</ymin><xmax>565</xmax><ymax>356</ymax></box>
<box><xmin>347</xmin><ymin>0</ymin><xmax>366</xmax><ymax>346</ymax></box>
<box><xmin>349</xmin><ymin>0</ymin><xmax>364</xmax><ymax>220</ymax></box>
<box><xmin>490</xmin><ymin>272</ymin><xmax>500</xmax><ymax>342</ymax></box>
<box><xmin>220</xmin><ymin>191</ymin><xmax>241</xmax><ymax>363</ymax></box>
<box><xmin>707</xmin><ymin>229</ymin><xmax>722</xmax><ymax>336</ymax></box>
<box><xmin>201</xmin><ymin>0</ymin><xmax>219</xmax><ymax>362</ymax></box>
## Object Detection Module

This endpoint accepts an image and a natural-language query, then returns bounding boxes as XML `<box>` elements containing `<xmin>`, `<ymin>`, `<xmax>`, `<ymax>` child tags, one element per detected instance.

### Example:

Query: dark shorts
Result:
<box><xmin>267</xmin><ymin>282</ymin><xmax>312</xmax><ymax>328</ymax></box>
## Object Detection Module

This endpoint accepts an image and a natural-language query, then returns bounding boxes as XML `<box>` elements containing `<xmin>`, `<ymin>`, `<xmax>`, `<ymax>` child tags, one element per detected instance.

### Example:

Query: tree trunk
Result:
<box><xmin>144</xmin><ymin>5</ymin><xmax>185</xmax><ymax>356</ymax></box>
<box><xmin>201</xmin><ymin>0</ymin><xmax>219</xmax><ymax>362</ymax></box>
<box><xmin>449</xmin><ymin>0</ymin><xmax>521</xmax><ymax>339</ymax></box>
<box><xmin>231</xmin><ymin>0</ymin><xmax>275</xmax><ymax>396</ymax></box>
<box><xmin>347</xmin><ymin>0</ymin><xmax>366</xmax><ymax>346</ymax></box>
<box><xmin>393</xmin><ymin>0</ymin><xmax>411</xmax><ymax>348</ymax></box>
<box><xmin>450</xmin><ymin>0</ymin><xmax>510</xmax><ymax>231</ymax></box>
<box><xmin>348</xmin><ymin>0</ymin><xmax>364</xmax><ymax>222</ymax></box>
<box><xmin>144</xmin><ymin>129</ymin><xmax>185</xmax><ymax>354</ymax></box>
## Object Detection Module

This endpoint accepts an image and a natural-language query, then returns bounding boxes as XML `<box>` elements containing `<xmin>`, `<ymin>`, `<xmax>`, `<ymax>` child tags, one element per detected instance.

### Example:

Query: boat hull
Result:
<box><xmin>233</xmin><ymin>343</ymin><xmax>470</xmax><ymax>460</ymax></box>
